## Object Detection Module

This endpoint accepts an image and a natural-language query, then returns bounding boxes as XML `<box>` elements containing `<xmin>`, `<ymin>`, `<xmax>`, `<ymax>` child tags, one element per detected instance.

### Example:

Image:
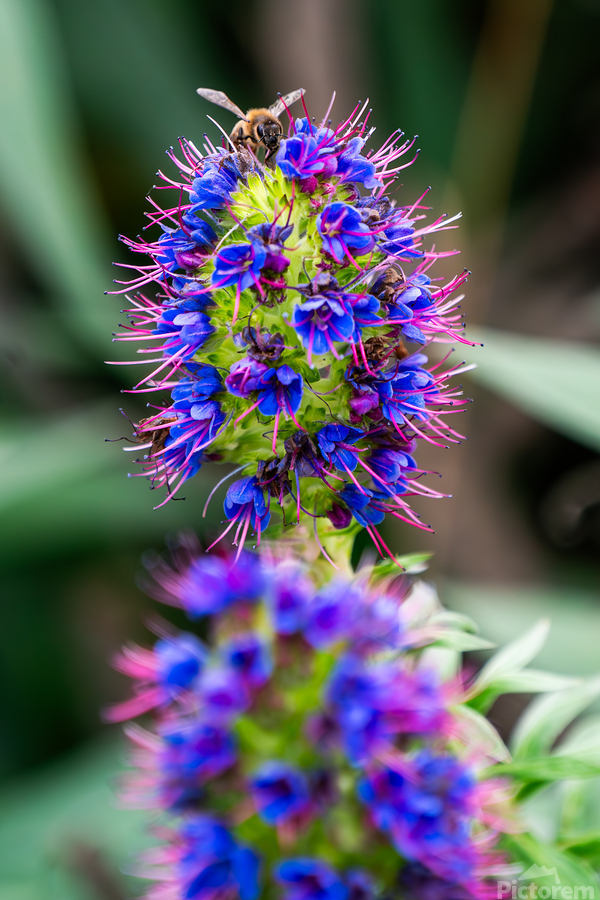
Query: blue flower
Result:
<box><xmin>368</xmin><ymin>447</ymin><xmax>417</xmax><ymax>494</ymax></box>
<box><xmin>225</xmin><ymin>358</ymin><xmax>269</xmax><ymax>398</ymax></box>
<box><xmin>358</xmin><ymin>751</ymin><xmax>478</xmax><ymax>886</ymax></box>
<box><xmin>247</xmin><ymin>223</ymin><xmax>292</xmax><ymax>274</ymax></box>
<box><xmin>316</xmin><ymin>424</ymin><xmax>364</xmax><ymax>472</ymax></box>
<box><xmin>154</xmin><ymin>303</ymin><xmax>214</xmax><ymax>360</ymax></box>
<box><xmin>176</xmin><ymin>552</ymin><xmax>266</xmax><ymax>618</ymax></box>
<box><xmin>160</xmin><ymin>721</ymin><xmax>237</xmax><ymax>799</ymax></box>
<box><xmin>256</xmin><ymin>365</ymin><xmax>303</xmax><ymax>417</ymax></box>
<box><xmin>250</xmin><ymin>761</ymin><xmax>310</xmax><ymax>824</ymax></box>
<box><xmin>223</xmin><ymin>476</ymin><xmax>271</xmax><ymax>534</ymax></box>
<box><xmin>375</xmin><ymin>271</ymin><xmax>434</xmax><ymax>343</ymax></box>
<box><xmin>276</xmin><ymin>133</ymin><xmax>334</xmax><ymax>182</ymax></box>
<box><xmin>268</xmin><ymin>560</ymin><xmax>313</xmax><ymax>634</ymax></box>
<box><xmin>375</xmin><ymin>355</ymin><xmax>435</xmax><ymax>425</ymax></box>
<box><xmin>335</xmin><ymin>138</ymin><xmax>378</xmax><ymax>189</ymax></box>
<box><xmin>337</xmin><ymin>485</ymin><xmax>385</xmax><ymax>528</ymax></box>
<box><xmin>275</xmin><ymin>859</ymin><xmax>348</xmax><ymax>900</ymax></box>
<box><xmin>155</xmin><ymin>633</ymin><xmax>209</xmax><ymax>696</ymax></box>
<box><xmin>327</xmin><ymin>657</ymin><xmax>447</xmax><ymax>766</ymax></box>
<box><xmin>304</xmin><ymin>580</ymin><xmax>362</xmax><ymax>648</ymax></box>
<box><xmin>211</xmin><ymin>241</ymin><xmax>267</xmax><ymax>292</ymax></box>
<box><xmin>291</xmin><ymin>292</ymin><xmax>356</xmax><ymax>361</ymax></box>
<box><xmin>317</xmin><ymin>202</ymin><xmax>374</xmax><ymax>263</ymax></box>
<box><xmin>189</xmin><ymin>153</ymin><xmax>242</xmax><ymax>210</ymax></box>
<box><xmin>199</xmin><ymin>666</ymin><xmax>250</xmax><ymax>722</ymax></box>
<box><xmin>156</xmin><ymin>223</ymin><xmax>216</xmax><ymax>273</ymax></box>
<box><xmin>171</xmin><ymin>364</ymin><xmax>222</xmax><ymax>413</ymax></box>
<box><xmin>178</xmin><ymin>817</ymin><xmax>260</xmax><ymax>900</ymax></box>
<box><xmin>221</xmin><ymin>633</ymin><xmax>272</xmax><ymax>688</ymax></box>
<box><xmin>348</xmin><ymin>292</ymin><xmax>382</xmax><ymax>330</ymax></box>
<box><xmin>378</xmin><ymin>216</ymin><xmax>421</xmax><ymax>260</ymax></box>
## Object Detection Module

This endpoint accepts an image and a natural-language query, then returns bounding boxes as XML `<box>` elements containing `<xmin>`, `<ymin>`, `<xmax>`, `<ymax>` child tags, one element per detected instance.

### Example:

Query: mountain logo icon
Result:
<box><xmin>520</xmin><ymin>865</ymin><xmax>561</xmax><ymax>885</ymax></box>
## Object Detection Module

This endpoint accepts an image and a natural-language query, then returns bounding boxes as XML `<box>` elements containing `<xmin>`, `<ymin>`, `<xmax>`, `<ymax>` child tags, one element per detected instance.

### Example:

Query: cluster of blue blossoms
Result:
<box><xmin>112</xmin><ymin>98</ymin><xmax>474</xmax><ymax>558</ymax></box>
<box><xmin>106</xmin><ymin>543</ymin><xmax>511</xmax><ymax>900</ymax></box>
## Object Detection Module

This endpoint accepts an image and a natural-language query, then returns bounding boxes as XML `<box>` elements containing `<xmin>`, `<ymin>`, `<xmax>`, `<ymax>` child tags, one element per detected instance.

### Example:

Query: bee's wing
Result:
<box><xmin>269</xmin><ymin>88</ymin><xmax>306</xmax><ymax>118</ymax></box>
<box><xmin>196</xmin><ymin>88</ymin><xmax>248</xmax><ymax>122</ymax></box>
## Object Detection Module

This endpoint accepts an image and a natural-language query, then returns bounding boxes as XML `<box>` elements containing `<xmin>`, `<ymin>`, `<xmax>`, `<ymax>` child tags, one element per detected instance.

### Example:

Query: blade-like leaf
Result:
<box><xmin>0</xmin><ymin>0</ymin><xmax>114</xmax><ymax>348</ymax></box>
<box><xmin>450</xmin><ymin>704</ymin><xmax>511</xmax><ymax>762</ymax></box>
<box><xmin>554</xmin><ymin>716</ymin><xmax>600</xmax><ymax>766</ymax></box>
<box><xmin>506</xmin><ymin>832</ymin><xmax>600</xmax><ymax>891</ymax></box>
<box><xmin>463</xmin><ymin>329</ymin><xmax>600</xmax><ymax>452</ymax></box>
<box><xmin>487</xmin><ymin>756</ymin><xmax>600</xmax><ymax>783</ymax></box>
<box><xmin>467</xmin><ymin>619</ymin><xmax>550</xmax><ymax>698</ymax></box>
<box><xmin>511</xmin><ymin>678</ymin><xmax>600</xmax><ymax>759</ymax></box>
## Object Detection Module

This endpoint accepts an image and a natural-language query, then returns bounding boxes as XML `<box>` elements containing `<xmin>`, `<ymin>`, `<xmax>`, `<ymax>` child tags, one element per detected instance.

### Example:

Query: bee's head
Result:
<box><xmin>256</xmin><ymin>118</ymin><xmax>282</xmax><ymax>151</ymax></box>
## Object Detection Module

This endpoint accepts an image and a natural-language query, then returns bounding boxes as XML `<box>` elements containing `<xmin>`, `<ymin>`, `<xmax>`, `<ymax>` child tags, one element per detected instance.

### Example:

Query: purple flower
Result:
<box><xmin>221</xmin><ymin>633</ymin><xmax>272</xmax><ymax>688</ymax></box>
<box><xmin>160</xmin><ymin>720</ymin><xmax>237</xmax><ymax>800</ymax></box>
<box><xmin>250</xmin><ymin>761</ymin><xmax>310</xmax><ymax>824</ymax></box>
<box><xmin>268</xmin><ymin>560</ymin><xmax>313</xmax><ymax>634</ymax></box>
<box><xmin>177</xmin><ymin>816</ymin><xmax>260</xmax><ymax>900</ymax></box>
<box><xmin>358</xmin><ymin>751</ymin><xmax>479</xmax><ymax>887</ymax></box>
<box><xmin>247</xmin><ymin>223</ymin><xmax>292</xmax><ymax>274</ymax></box>
<box><xmin>155</xmin><ymin>633</ymin><xmax>209</xmax><ymax>696</ymax></box>
<box><xmin>176</xmin><ymin>552</ymin><xmax>265</xmax><ymax>618</ymax></box>
<box><xmin>199</xmin><ymin>666</ymin><xmax>250</xmax><ymax>723</ymax></box>
<box><xmin>223</xmin><ymin>476</ymin><xmax>271</xmax><ymax>536</ymax></box>
<box><xmin>304</xmin><ymin>581</ymin><xmax>362</xmax><ymax>648</ymax></box>
<box><xmin>317</xmin><ymin>202</ymin><xmax>374</xmax><ymax>264</ymax></box>
<box><xmin>256</xmin><ymin>365</ymin><xmax>304</xmax><ymax>417</ymax></box>
<box><xmin>335</xmin><ymin>138</ymin><xmax>378</xmax><ymax>189</ymax></box>
<box><xmin>225</xmin><ymin>358</ymin><xmax>269</xmax><ymax>398</ymax></box>
<box><xmin>276</xmin><ymin>860</ymin><xmax>348</xmax><ymax>900</ymax></box>
<box><xmin>211</xmin><ymin>241</ymin><xmax>267</xmax><ymax>292</ymax></box>
<box><xmin>156</xmin><ymin>223</ymin><xmax>216</xmax><ymax>273</ymax></box>
<box><xmin>327</xmin><ymin>656</ymin><xmax>447</xmax><ymax>766</ymax></box>
<box><xmin>316</xmin><ymin>424</ymin><xmax>364</xmax><ymax>473</ymax></box>
<box><xmin>325</xmin><ymin>502</ymin><xmax>353</xmax><ymax>530</ymax></box>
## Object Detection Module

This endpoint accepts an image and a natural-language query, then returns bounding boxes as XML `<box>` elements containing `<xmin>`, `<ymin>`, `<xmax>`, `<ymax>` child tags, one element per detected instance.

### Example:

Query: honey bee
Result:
<box><xmin>196</xmin><ymin>87</ymin><xmax>306</xmax><ymax>168</ymax></box>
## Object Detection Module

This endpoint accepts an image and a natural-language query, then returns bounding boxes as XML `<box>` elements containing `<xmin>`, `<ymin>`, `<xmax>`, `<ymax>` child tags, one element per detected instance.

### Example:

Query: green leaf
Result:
<box><xmin>444</xmin><ymin>582</ymin><xmax>600</xmax><ymax>679</ymax></box>
<box><xmin>0</xmin><ymin>736</ymin><xmax>153</xmax><ymax>897</ymax></box>
<box><xmin>467</xmin><ymin>619</ymin><xmax>550</xmax><ymax>698</ymax></box>
<box><xmin>450</xmin><ymin>703</ymin><xmax>511</xmax><ymax>762</ymax></box>
<box><xmin>371</xmin><ymin>551</ymin><xmax>433</xmax><ymax>578</ymax></box>
<box><xmin>554</xmin><ymin>716</ymin><xmax>600</xmax><ymax>766</ymax></box>
<box><xmin>559</xmin><ymin>832</ymin><xmax>600</xmax><ymax>866</ymax></box>
<box><xmin>463</xmin><ymin>329</ymin><xmax>600</xmax><ymax>452</ymax></box>
<box><xmin>505</xmin><ymin>832</ymin><xmax>600</xmax><ymax>891</ymax></box>
<box><xmin>468</xmin><ymin>670</ymin><xmax>580</xmax><ymax>715</ymax></box>
<box><xmin>511</xmin><ymin>678</ymin><xmax>600</xmax><ymax>759</ymax></box>
<box><xmin>0</xmin><ymin>0</ymin><xmax>114</xmax><ymax>349</ymax></box>
<box><xmin>487</xmin><ymin>756</ymin><xmax>600</xmax><ymax>783</ymax></box>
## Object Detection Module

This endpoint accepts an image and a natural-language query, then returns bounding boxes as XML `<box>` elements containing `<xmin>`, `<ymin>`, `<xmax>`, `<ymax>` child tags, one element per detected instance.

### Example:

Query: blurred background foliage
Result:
<box><xmin>0</xmin><ymin>0</ymin><xmax>600</xmax><ymax>895</ymax></box>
